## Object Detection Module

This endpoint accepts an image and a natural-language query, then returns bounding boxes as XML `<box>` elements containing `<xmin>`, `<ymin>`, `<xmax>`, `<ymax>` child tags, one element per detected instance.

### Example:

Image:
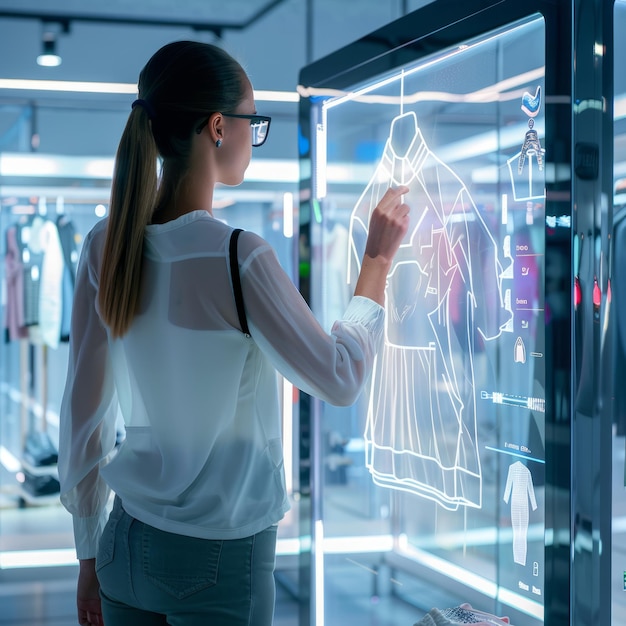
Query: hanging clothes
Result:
<box><xmin>15</xmin><ymin>215</ymin><xmax>45</xmax><ymax>330</ymax></box>
<box><xmin>4</xmin><ymin>224</ymin><xmax>29</xmax><ymax>342</ymax></box>
<box><xmin>4</xmin><ymin>214</ymin><xmax>67</xmax><ymax>348</ymax></box>
<box><xmin>56</xmin><ymin>214</ymin><xmax>79</xmax><ymax>342</ymax></box>
<box><xmin>37</xmin><ymin>217</ymin><xmax>65</xmax><ymax>349</ymax></box>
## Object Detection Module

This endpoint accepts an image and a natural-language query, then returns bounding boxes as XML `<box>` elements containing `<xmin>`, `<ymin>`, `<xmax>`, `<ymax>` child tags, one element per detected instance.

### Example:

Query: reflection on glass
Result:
<box><xmin>312</xmin><ymin>14</ymin><xmax>546</xmax><ymax>624</ymax></box>
<box><xmin>613</xmin><ymin>2</ymin><xmax>626</xmax><ymax>624</ymax></box>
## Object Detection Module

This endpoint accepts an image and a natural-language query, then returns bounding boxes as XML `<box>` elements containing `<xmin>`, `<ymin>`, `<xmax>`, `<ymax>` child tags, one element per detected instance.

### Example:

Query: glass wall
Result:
<box><xmin>304</xmin><ymin>14</ymin><xmax>547</xmax><ymax>626</ymax></box>
<box><xmin>613</xmin><ymin>3</ymin><xmax>626</xmax><ymax>624</ymax></box>
<box><xmin>0</xmin><ymin>183</ymin><xmax>108</xmax><ymax>575</ymax></box>
<box><xmin>0</xmin><ymin>153</ymin><xmax>300</xmax><ymax>582</ymax></box>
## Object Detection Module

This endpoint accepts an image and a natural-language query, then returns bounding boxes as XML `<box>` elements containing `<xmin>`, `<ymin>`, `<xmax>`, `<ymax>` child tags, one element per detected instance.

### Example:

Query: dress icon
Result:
<box><xmin>503</xmin><ymin>461</ymin><xmax>537</xmax><ymax>565</ymax></box>
<box><xmin>349</xmin><ymin>111</ymin><xmax>510</xmax><ymax>510</ymax></box>
<box><xmin>514</xmin><ymin>337</ymin><xmax>527</xmax><ymax>364</ymax></box>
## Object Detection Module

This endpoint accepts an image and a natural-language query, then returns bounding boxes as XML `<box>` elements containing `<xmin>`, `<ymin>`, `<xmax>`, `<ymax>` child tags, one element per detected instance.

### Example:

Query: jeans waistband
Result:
<box><xmin>110</xmin><ymin>494</ymin><xmax>126</xmax><ymax>520</ymax></box>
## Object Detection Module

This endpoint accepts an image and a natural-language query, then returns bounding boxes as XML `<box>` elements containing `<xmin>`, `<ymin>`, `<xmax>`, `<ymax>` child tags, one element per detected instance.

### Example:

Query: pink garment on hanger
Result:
<box><xmin>4</xmin><ymin>225</ymin><xmax>28</xmax><ymax>341</ymax></box>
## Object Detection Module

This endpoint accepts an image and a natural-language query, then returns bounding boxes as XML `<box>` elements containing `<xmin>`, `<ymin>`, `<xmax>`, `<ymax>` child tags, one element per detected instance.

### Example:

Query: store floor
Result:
<box><xmin>2</xmin><ymin>432</ymin><xmax>626</xmax><ymax>624</ymax></box>
<box><xmin>0</xmin><ymin>504</ymin><xmax>426</xmax><ymax>625</ymax></box>
<box><xmin>0</xmin><ymin>576</ymin><xmax>300</xmax><ymax>626</ymax></box>
<box><xmin>0</xmin><ymin>568</ymin><xmax>426</xmax><ymax>626</ymax></box>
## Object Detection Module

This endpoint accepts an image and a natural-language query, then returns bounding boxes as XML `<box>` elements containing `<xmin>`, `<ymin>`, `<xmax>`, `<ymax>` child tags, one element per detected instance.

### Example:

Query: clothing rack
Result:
<box><xmin>2</xmin><ymin>200</ymin><xmax>79</xmax><ymax>506</ymax></box>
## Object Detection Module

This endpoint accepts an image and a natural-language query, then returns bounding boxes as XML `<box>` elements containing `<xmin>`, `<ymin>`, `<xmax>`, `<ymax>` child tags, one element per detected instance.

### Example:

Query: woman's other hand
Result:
<box><xmin>77</xmin><ymin>558</ymin><xmax>104</xmax><ymax>625</ymax></box>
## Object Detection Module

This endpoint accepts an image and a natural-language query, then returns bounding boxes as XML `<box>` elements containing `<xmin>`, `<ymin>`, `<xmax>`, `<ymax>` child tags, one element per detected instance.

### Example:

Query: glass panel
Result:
<box><xmin>311</xmin><ymin>15</ymin><xmax>546</xmax><ymax>624</ymax></box>
<box><xmin>0</xmin><ymin>159</ymin><xmax>299</xmax><ymax>596</ymax></box>
<box><xmin>0</xmin><ymin>193</ymin><xmax>104</xmax><ymax>572</ymax></box>
<box><xmin>612</xmin><ymin>2</ymin><xmax>626</xmax><ymax>623</ymax></box>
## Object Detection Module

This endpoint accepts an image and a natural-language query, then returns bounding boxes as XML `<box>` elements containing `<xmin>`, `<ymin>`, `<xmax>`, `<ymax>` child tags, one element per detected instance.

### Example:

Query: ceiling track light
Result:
<box><xmin>36</xmin><ymin>21</ymin><xmax>68</xmax><ymax>68</ymax></box>
<box><xmin>37</xmin><ymin>37</ymin><xmax>61</xmax><ymax>67</ymax></box>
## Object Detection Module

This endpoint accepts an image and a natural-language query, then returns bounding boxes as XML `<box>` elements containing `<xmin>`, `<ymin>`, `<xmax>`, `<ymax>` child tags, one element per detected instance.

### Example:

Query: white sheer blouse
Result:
<box><xmin>58</xmin><ymin>210</ymin><xmax>384</xmax><ymax>559</ymax></box>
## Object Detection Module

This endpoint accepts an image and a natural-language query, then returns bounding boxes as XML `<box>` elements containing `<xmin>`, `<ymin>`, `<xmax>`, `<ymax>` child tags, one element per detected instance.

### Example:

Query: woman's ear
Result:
<box><xmin>207</xmin><ymin>112</ymin><xmax>224</xmax><ymax>146</ymax></box>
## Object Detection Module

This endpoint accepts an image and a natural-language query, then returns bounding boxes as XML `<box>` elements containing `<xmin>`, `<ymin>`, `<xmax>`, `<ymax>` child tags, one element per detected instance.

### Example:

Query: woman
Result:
<box><xmin>58</xmin><ymin>40</ymin><xmax>409</xmax><ymax>626</ymax></box>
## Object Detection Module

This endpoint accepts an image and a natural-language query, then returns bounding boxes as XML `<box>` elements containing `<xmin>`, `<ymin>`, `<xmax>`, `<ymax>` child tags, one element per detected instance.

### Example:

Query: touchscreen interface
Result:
<box><xmin>312</xmin><ymin>15</ymin><xmax>546</xmax><ymax>623</ymax></box>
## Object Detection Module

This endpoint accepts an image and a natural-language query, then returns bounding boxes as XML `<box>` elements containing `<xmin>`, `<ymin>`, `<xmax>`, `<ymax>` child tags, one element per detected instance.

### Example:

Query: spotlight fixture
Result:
<box><xmin>36</xmin><ymin>23</ymin><xmax>66</xmax><ymax>67</ymax></box>
<box><xmin>37</xmin><ymin>33</ymin><xmax>61</xmax><ymax>67</ymax></box>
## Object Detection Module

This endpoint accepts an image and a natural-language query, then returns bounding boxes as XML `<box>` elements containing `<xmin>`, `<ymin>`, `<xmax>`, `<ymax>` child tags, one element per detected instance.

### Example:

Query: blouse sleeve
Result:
<box><xmin>57</xmin><ymin>229</ymin><xmax>119</xmax><ymax>559</ymax></box>
<box><xmin>239</xmin><ymin>233</ymin><xmax>385</xmax><ymax>406</ymax></box>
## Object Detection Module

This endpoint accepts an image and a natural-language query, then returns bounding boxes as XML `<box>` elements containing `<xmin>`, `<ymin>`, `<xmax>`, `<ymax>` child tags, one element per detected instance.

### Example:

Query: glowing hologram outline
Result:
<box><xmin>351</xmin><ymin>111</ymin><xmax>510</xmax><ymax>510</ymax></box>
<box><xmin>500</xmin><ymin>236</ymin><xmax>514</xmax><ymax>279</ymax></box>
<box><xmin>506</xmin><ymin>152</ymin><xmax>546</xmax><ymax>202</ymax></box>
<box><xmin>508</xmin><ymin>84</ymin><xmax>546</xmax><ymax>202</ymax></box>
<box><xmin>503</xmin><ymin>461</ymin><xmax>538</xmax><ymax>566</ymax></box>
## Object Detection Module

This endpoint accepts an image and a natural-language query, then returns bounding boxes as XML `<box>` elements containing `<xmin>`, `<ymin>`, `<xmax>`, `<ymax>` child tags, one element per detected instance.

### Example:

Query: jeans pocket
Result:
<box><xmin>95</xmin><ymin>515</ymin><xmax>119</xmax><ymax>572</ymax></box>
<box><xmin>142</xmin><ymin>525</ymin><xmax>223</xmax><ymax>600</ymax></box>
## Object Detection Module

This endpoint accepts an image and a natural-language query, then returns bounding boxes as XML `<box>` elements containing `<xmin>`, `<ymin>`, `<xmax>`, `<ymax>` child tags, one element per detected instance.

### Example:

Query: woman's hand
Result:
<box><xmin>354</xmin><ymin>186</ymin><xmax>410</xmax><ymax>306</ymax></box>
<box><xmin>364</xmin><ymin>185</ymin><xmax>410</xmax><ymax>263</ymax></box>
<box><xmin>77</xmin><ymin>558</ymin><xmax>104</xmax><ymax>625</ymax></box>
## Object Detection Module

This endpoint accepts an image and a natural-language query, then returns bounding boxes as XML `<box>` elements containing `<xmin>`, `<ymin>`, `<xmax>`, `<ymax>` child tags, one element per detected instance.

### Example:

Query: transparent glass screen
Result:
<box><xmin>311</xmin><ymin>15</ymin><xmax>545</xmax><ymax>623</ymax></box>
<box><xmin>613</xmin><ymin>2</ymin><xmax>626</xmax><ymax>624</ymax></box>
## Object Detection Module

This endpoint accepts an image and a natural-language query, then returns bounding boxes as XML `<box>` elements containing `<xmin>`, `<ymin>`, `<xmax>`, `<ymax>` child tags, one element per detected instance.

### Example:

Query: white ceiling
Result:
<box><xmin>0</xmin><ymin>0</ymin><xmax>298</xmax><ymax>32</ymax></box>
<box><xmin>0</xmin><ymin>0</ymin><xmax>433</xmax><ymax>159</ymax></box>
<box><xmin>0</xmin><ymin>0</ymin><xmax>287</xmax><ymax>20</ymax></box>
<box><xmin>0</xmin><ymin>0</ymin><xmax>432</xmax><ymax>83</ymax></box>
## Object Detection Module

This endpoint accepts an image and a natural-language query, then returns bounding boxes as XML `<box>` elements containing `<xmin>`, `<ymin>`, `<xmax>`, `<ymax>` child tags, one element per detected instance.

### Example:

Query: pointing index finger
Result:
<box><xmin>391</xmin><ymin>185</ymin><xmax>409</xmax><ymax>195</ymax></box>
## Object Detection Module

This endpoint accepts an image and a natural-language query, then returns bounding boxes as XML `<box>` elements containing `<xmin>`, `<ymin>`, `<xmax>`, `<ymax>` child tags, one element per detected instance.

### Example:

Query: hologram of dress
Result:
<box><xmin>503</xmin><ymin>460</ymin><xmax>537</xmax><ymax>565</ymax></box>
<box><xmin>348</xmin><ymin>111</ymin><xmax>509</xmax><ymax>510</ymax></box>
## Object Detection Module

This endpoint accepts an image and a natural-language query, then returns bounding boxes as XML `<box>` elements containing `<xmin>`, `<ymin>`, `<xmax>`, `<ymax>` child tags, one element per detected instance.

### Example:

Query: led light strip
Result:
<box><xmin>0</xmin><ymin>78</ymin><xmax>137</xmax><ymax>94</ymax></box>
<box><xmin>0</xmin><ymin>78</ymin><xmax>298</xmax><ymax>102</ymax></box>
<box><xmin>0</xmin><ymin>536</ymin><xmax>313</xmax><ymax>569</ymax></box>
<box><xmin>396</xmin><ymin>536</ymin><xmax>544</xmax><ymax>620</ymax></box>
<box><xmin>0</xmin><ymin>153</ymin><xmax>301</xmax><ymax>182</ymax></box>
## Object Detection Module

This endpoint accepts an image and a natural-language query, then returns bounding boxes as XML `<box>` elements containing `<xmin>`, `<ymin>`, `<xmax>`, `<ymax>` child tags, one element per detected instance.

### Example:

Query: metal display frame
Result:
<box><xmin>296</xmin><ymin>1</ymin><xmax>614</xmax><ymax>625</ymax></box>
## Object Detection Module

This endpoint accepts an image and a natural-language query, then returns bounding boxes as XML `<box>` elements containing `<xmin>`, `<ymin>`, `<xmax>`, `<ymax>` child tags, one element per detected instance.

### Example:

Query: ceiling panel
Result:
<box><xmin>0</xmin><ymin>0</ymin><xmax>285</xmax><ymax>25</ymax></box>
<box><xmin>0</xmin><ymin>0</ymin><xmax>435</xmax><ymax>160</ymax></box>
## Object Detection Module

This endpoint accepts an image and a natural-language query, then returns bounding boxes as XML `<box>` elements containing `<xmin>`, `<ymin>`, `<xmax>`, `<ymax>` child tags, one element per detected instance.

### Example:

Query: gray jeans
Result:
<box><xmin>96</xmin><ymin>497</ymin><xmax>277</xmax><ymax>625</ymax></box>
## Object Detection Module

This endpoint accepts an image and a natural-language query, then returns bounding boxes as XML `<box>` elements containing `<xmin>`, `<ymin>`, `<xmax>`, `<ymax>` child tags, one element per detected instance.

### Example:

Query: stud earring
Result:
<box><xmin>215</xmin><ymin>139</ymin><xmax>222</xmax><ymax>148</ymax></box>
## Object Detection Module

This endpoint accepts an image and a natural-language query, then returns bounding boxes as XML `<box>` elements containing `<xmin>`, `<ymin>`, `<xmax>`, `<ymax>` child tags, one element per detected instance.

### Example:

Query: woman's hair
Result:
<box><xmin>98</xmin><ymin>41</ymin><xmax>247</xmax><ymax>338</ymax></box>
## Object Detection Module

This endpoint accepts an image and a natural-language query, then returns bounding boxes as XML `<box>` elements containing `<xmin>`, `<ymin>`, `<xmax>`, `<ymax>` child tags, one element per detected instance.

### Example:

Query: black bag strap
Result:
<box><xmin>229</xmin><ymin>228</ymin><xmax>250</xmax><ymax>337</ymax></box>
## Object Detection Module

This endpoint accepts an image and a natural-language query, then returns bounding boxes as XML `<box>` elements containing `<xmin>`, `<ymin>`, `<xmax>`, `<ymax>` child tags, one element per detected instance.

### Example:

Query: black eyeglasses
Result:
<box><xmin>195</xmin><ymin>113</ymin><xmax>272</xmax><ymax>147</ymax></box>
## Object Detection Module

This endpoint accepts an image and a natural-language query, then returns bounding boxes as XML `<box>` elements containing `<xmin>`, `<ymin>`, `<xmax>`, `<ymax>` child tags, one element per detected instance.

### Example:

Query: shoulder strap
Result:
<box><xmin>229</xmin><ymin>228</ymin><xmax>250</xmax><ymax>337</ymax></box>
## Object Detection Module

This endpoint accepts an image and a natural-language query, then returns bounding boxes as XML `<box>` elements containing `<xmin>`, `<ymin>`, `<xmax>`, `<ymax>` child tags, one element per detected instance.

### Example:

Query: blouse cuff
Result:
<box><xmin>342</xmin><ymin>295</ymin><xmax>385</xmax><ymax>330</ymax></box>
<box><xmin>73</xmin><ymin>512</ymin><xmax>109</xmax><ymax>560</ymax></box>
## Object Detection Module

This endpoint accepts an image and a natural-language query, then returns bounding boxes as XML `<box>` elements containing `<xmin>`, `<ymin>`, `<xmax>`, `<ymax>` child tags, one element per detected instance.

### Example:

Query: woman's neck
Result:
<box><xmin>151</xmin><ymin>167</ymin><xmax>215</xmax><ymax>224</ymax></box>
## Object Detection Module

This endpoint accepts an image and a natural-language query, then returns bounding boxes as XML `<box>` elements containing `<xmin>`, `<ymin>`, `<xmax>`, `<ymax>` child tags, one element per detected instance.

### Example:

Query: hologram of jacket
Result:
<box><xmin>348</xmin><ymin>111</ymin><xmax>508</xmax><ymax>510</ymax></box>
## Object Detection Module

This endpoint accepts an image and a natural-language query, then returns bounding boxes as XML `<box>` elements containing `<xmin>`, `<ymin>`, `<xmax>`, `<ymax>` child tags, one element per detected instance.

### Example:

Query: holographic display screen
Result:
<box><xmin>314</xmin><ymin>15</ymin><xmax>546</xmax><ymax>621</ymax></box>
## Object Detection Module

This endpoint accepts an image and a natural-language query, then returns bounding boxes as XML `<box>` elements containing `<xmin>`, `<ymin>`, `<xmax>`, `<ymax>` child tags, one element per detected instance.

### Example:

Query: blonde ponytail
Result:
<box><xmin>98</xmin><ymin>106</ymin><xmax>158</xmax><ymax>338</ymax></box>
<box><xmin>98</xmin><ymin>41</ymin><xmax>247</xmax><ymax>337</ymax></box>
